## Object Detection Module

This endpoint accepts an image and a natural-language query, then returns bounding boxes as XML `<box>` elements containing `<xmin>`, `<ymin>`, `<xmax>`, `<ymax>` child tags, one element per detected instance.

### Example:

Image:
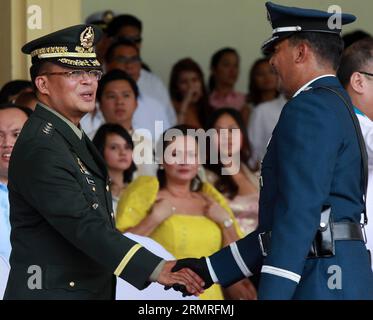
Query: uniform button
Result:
<box><xmin>111</xmin><ymin>212</ymin><xmax>114</xmax><ymax>219</ymax></box>
<box><xmin>320</xmin><ymin>222</ymin><xmax>326</xmax><ymax>228</ymax></box>
<box><xmin>69</xmin><ymin>281</ymin><xmax>75</xmax><ymax>287</ymax></box>
<box><xmin>106</xmin><ymin>185</ymin><xmax>110</xmax><ymax>192</ymax></box>
<box><xmin>92</xmin><ymin>203</ymin><xmax>99</xmax><ymax>209</ymax></box>
<box><xmin>92</xmin><ymin>186</ymin><xmax>96</xmax><ymax>192</ymax></box>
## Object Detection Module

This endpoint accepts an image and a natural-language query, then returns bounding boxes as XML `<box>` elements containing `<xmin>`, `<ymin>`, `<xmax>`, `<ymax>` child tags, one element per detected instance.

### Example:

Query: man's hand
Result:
<box><xmin>172</xmin><ymin>257</ymin><xmax>214</xmax><ymax>293</ymax></box>
<box><xmin>156</xmin><ymin>261</ymin><xmax>205</xmax><ymax>296</ymax></box>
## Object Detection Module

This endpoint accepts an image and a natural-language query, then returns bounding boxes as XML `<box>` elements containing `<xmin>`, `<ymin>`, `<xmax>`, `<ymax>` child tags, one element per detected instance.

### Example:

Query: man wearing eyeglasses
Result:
<box><xmin>4</xmin><ymin>24</ymin><xmax>204</xmax><ymax>300</ymax></box>
<box><xmin>338</xmin><ymin>37</ymin><xmax>373</xmax><ymax>269</ymax></box>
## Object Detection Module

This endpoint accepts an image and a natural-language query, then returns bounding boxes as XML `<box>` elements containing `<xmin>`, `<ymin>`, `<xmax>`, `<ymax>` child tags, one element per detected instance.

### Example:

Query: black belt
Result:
<box><xmin>259</xmin><ymin>222</ymin><xmax>366</xmax><ymax>258</ymax></box>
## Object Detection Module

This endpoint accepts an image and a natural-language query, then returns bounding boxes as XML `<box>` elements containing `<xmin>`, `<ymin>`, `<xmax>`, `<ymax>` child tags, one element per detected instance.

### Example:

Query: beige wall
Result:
<box><xmin>82</xmin><ymin>0</ymin><xmax>373</xmax><ymax>93</ymax></box>
<box><xmin>2</xmin><ymin>0</ymin><xmax>372</xmax><ymax>90</ymax></box>
<box><xmin>0</xmin><ymin>0</ymin><xmax>81</xmax><ymax>88</ymax></box>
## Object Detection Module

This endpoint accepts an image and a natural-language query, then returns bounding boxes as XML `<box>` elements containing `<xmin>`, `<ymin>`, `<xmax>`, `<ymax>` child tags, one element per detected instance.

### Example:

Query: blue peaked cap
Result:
<box><xmin>262</xmin><ymin>2</ymin><xmax>356</xmax><ymax>54</ymax></box>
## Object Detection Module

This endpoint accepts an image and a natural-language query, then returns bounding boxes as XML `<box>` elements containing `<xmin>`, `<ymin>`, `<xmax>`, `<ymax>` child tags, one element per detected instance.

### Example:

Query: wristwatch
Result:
<box><xmin>222</xmin><ymin>218</ymin><xmax>234</xmax><ymax>228</ymax></box>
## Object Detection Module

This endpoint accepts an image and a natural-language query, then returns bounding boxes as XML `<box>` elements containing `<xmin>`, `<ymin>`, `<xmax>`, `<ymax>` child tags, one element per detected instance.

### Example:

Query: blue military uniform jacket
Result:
<box><xmin>209</xmin><ymin>76</ymin><xmax>373</xmax><ymax>299</ymax></box>
<box><xmin>4</xmin><ymin>105</ymin><xmax>162</xmax><ymax>299</ymax></box>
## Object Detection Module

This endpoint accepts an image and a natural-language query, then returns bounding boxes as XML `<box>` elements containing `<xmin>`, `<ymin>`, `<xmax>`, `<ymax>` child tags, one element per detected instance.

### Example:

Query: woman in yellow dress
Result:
<box><xmin>116</xmin><ymin>125</ymin><xmax>256</xmax><ymax>300</ymax></box>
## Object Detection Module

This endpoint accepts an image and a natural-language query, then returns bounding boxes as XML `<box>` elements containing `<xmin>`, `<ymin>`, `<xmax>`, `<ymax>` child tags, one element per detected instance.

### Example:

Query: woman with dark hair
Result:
<box><xmin>208</xmin><ymin>48</ymin><xmax>249</xmax><ymax>124</ymax></box>
<box><xmin>247</xmin><ymin>57</ymin><xmax>279</xmax><ymax>107</ymax></box>
<box><xmin>169</xmin><ymin>58</ymin><xmax>210</xmax><ymax>128</ymax></box>
<box><xmin>205</xmin><ymin>108</ymin><xmax>259</xmax><ymax>235</ymax></box>
<box><xmin>116</xmin><ymin>125</ymin><xmax>256</xmax><ymax>300</ymax></box>
<box><xmin>93</xmin><ymin>123</ymin><xmax>136</xmax><ymax>213</ymax></box>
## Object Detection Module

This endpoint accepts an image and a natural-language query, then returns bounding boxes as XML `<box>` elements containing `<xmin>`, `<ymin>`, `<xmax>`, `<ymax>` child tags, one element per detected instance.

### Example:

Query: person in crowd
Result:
<box><xmin>14</xmin><ymin>91</ymin><xmax>39</xmax><ymax>111</ymax></box>
<box><xmin>169</xmin><ymin>58</ymin><xmax>210</xmax><ymax>129</ymax></box>
<box><xmin>172</xmin><ymin>2</ymin><xmax>373</xmax><ymax>300</ymax></box>
<box><xmin>0</xmin><ymin>104</ymin><xmax>31</xmax><ymax>261</ymax></box>
<box><xmin>0</xmin><ymin>80</ymin><xmax>33</xmax><ymax>104</ymax></box>
<box><xmin>106</xmin><ymin>14</ymin><xmax>144</xmax><ymax>52</ymax></box>
<box><xmin>106</xmin><ymin>15</ymin><xmax>177</xmax><ymax>124</ymax></box>
<box><xmin>205</xmin><ymin>108</ymin><xmax>259</xmax><ymax>235</ymax></box>
<box><xmin>342</xmin><ymin>30</ymin><xmax>371</xmax><ymax>49</ymax></box>
<box><xmin>4</xmin><ymin>24</ymin><xmax>203</xmax><ymax>299</ymax></box>
<box><xmin>104</xmin><ymin>40</ymin><xmax>174</xmax><ymax>135</ymax></box>
<box><xmin>93</xmin><ymin>69</ymin><xmax>157</xmax><ymax>176</ymax></box>
<box><xmin>93</xmin><ymin>124</ymin><xmax>137</xmax><ymax>213</ymax></box>
<box><xmin>208</xmin><ymin>48</ymin><xmax>249</xmax><ymax>124</ymax></box>
<box><xmin>337</xmin><ymin>37</ymin><xmax>373</xmax><ymax>269</ymax></box>
<box><xmin>247</xmin><ymin>57</ymin><xmax>279</xmax><ymax>108</ymax></box>
<box><xmin>248</xmin><ymin>84</ymin><xmax>287</xmax><ymax>166</ymax></box>
<box><xmin>116</xmin><ymin>125</ymin><xmax>257</xmax><ymax>300</ymax></box>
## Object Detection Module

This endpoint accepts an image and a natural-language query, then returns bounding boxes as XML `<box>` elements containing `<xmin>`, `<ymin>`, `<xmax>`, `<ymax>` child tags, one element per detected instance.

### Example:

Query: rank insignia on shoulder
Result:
<box><xmin>76</xmin><ymin>157</ymin><xmax>90</xmax><ymax>175</ymax></box>
<box><xmin>42</xmin><ymin>122</ymin><xmax>53</xmax><ymax>135</ymax></box>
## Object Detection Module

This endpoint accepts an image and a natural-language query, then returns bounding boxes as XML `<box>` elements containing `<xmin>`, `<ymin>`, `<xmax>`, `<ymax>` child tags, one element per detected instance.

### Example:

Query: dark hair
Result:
<box><xmin>169</xmin><ymin>58</ymin><xmax>210</xmax><ymax>128</ymax></box>
<box><xmin>92</xmin><ymin>123</ymin><xmax>136</xmax><ymax>183</ymax></box>
<box><xmin>208</xmin><ymin>47</ymin><xmax>239</xmax><ymax>92</ymax></box>
<box><xmin>156</xmin><ymin>124</ymin><xmax>202</xmax><ymax>191</ymax></box>
<box><xmin>337</xmin><ymin>37</ymin><xmax>373</xmax><ymax>88</ymax></box>
<box><xmin>205</xmin><ymin>108</ymin><xmax>253</xmax><ymax>199</ymax></box>
<box><xmin>96</xmin><ymin>69</ymin><xmax>139</xmax><ymax>102</ymax></box>
<box><xmin>247</xmin><ymin>57</ymin><xmax>279</xmax><ymax>106</ymax></box>
<box><xmin>104</xmin><ymin>38</ymin><xmax>139</xmax><ymax>64</ymax></box>
<box><xmin>0</xmin><ymin>102</ymin><xmax>33</xmax><ymax>117</ymax></box>
<box><xmin>342</xmin><ymin>30</ymin><xmax>371</xmax><ymax>49</ymax></box>
<box><xmin>106</xmin><ymin>14</ymin><xmax>142</xmax><ymax>38</ymax></box>
<box><xmin>0</xmin><ymin>80</ymin><xmax>32</xmax><ymax>103</ymax></box>
<box><xmin>288</xmin><ymin>32</ymin><xmax>344</xmax><ymax>71</ymax></box>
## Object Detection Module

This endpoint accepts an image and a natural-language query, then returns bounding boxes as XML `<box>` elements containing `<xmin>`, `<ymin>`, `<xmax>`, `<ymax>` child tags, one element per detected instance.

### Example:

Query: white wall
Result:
<box><xmin>82</xmin><ymin>0</ymin><xmax>373</xmax><ymax>93</ymax></box>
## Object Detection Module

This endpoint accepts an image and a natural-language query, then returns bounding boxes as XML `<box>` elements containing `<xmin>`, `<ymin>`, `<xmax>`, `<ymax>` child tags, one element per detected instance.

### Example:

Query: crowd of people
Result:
<box><xmin>1</xmin><ymin>3</ymin><xmax>373</xmax><ymax>300</ymax></box>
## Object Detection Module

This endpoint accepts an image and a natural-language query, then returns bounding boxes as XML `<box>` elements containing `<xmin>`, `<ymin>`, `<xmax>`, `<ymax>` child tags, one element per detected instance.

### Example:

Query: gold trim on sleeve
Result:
<box><xmin>114</xmin><ymin>244</ymin><xmax>142</xmax><ymax>276</ymax></box>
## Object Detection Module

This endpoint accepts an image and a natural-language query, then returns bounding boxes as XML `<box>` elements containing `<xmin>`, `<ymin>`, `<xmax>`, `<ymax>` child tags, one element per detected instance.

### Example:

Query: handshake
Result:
<box><xmin>157</xmin><ymin>257</ymin><xmax>213</xmax><ymax>297</ymax></box>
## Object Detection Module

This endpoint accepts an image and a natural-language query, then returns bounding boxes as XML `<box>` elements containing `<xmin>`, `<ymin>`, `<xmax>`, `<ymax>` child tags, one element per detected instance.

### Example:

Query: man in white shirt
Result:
<box><xmin>248</xmin><ymin>94</ymin><xmax>287</xmax><ymax>166</ymax></box>
<box><xmin>104</xmin><ymin>39</ymin><xmax>176</xmax><ymax>127</ymax></box>
<box><xmin>338</xmin><ymin>37</ymin><xmax>373</xmax><ymax>266</ymax></box>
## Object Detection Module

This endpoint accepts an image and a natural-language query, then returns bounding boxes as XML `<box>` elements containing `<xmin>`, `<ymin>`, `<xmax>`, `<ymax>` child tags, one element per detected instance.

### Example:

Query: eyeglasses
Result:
<box><xmin>40</xmin><ymin>70</ymin><xmax>103</xmax><ymax>81</ymax></box>
<box><xmin>113</xmin><ymin>56</ymin><xmax>141</xmax><ymax>65</ymax></box>
<box><xmin>359</xmin><ymin>71</ymin><xmax>373</xmax><ymax>78</ymax></box>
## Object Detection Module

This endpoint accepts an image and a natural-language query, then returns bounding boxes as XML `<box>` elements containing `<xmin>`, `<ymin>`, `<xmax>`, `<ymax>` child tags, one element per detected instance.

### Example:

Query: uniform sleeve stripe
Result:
<box><xmin>206</xmin><ymin>257</ymin><xmax>219</xmax><ymax>283</ymax></box>
<box><xmin>229</xmin><ymin>242</ymin><xmax>253</xmax><ymax>277</ymax></box>
<box><xmin>261</xmin><ymin>265</ymin><xmax>301</xmax><ymax>283</ymax></box>
<box><xmin>114</xmin><ymin>244</ymin><xmax>142</xmax><ymax>276</ymax></box>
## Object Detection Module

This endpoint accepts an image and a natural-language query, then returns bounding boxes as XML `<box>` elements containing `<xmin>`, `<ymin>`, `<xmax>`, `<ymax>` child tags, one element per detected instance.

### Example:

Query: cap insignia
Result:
<box><xmin>80</xmin><ymin>26</ymin><xmax>94</xmax><ymax>49</ymax></box>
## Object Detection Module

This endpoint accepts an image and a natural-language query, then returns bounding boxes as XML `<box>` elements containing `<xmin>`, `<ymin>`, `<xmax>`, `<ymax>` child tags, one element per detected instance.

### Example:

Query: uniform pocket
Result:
<box><xmin>44</xmin><ymin>265</ymin><xmax>109</xmax><ymax>293</ymax></box>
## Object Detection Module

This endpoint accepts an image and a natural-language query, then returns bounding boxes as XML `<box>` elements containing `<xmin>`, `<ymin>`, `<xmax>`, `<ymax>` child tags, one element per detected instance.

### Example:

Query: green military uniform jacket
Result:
<box><xmin>4</xmin><ymin>104</ymin><xmax>162</xmax><ymax>300</ymax></box>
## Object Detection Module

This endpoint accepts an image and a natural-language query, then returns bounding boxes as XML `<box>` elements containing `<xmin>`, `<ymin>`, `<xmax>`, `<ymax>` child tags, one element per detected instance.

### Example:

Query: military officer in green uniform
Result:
<box><xmin>4</xmin><ymin>24</ymin><xmax>204</xmax><ymax>299</ymax></box>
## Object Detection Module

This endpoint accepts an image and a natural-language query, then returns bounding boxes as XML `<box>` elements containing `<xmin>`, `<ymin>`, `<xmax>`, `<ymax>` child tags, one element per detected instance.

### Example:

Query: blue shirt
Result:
<box><xmin>0</xmin><ymin>183</ymin><xmax>11</xmax><ymax>260</ymax></box>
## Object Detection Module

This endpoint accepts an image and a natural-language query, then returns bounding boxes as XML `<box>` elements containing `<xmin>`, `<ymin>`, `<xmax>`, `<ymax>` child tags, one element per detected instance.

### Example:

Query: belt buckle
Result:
<box><xmin>361</xmin><ymin>223</ymin><xmax>368</xmax><ymax>244</ymax></box>
<box><xmin>258</xmin><ymin>232</ymin><xmax>268</xmax><ymax>257</ymax></box>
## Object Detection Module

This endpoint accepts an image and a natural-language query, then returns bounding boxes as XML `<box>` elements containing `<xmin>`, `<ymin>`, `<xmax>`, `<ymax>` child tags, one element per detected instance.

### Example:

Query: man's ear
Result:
<box><xmin>294</xmin><ymin>42</ymin><xmax>308</xmax><ymax>64</ymax></box>
<box><xmin>350</xmin><ymin>72</ymin><xmax>365</xmax><ymax>94</ymax></box>
<box><xmin>34</xmin><ymin>75</ymin><xmax>50</xmax><ymax>95</ymax></box>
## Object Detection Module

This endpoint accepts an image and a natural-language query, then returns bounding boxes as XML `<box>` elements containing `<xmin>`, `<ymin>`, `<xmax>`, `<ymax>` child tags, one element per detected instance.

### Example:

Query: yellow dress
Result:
<box><xmin>116</xmin><ymin>176</ymin><xmax>243</xmax><ymax>300</ymax></box>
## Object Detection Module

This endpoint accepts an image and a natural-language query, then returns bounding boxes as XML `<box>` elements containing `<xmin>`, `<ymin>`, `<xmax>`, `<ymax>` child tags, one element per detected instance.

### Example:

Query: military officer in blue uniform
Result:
<box><xmin>173</xmin><ymin>2</ymin><xmax>373</xmax><ymax>299</ymax></box>
<box><xmin>4</xmin><ymin>24</ymin><xmax>203</xmax><ymax>299</ymax></box>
